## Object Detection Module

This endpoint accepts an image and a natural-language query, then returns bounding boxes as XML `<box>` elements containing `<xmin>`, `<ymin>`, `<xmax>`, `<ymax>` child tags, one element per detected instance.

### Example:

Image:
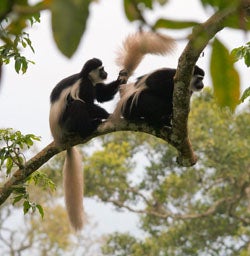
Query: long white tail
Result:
<box><xmin>116</xmin><ymin>31</ymin><xmax>176</xmax><ymax>76</ymax></box>
<box><xmin>63</xmin><ymin>147</ymin><xmax>84</xmax><ymax>231</ymax></box>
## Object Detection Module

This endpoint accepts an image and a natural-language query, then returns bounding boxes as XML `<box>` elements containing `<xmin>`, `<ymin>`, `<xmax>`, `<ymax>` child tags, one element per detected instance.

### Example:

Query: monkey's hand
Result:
<box><xmin>117</xmin><ymin>69</ymin><xmax>129</xmax><ymax>84</ymax></box>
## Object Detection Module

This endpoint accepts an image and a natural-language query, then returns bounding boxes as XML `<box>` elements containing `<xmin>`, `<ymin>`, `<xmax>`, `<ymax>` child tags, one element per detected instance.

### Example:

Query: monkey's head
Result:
<box><xmin>80</xmin><ymin>58</ymin><xmax>108</xmax><ymax>85</ymax></box>
<box><xmin>190</xmin><ymin>65</ymin><xmax>205</xmax><ymax>92</ymax></box>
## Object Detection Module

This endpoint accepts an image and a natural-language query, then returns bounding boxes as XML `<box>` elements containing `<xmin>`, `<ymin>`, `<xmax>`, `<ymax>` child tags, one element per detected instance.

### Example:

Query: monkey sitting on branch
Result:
<box><xmin>103</xmin><ymin>31</ymin><xmax>204</xmax><ymax>129</ymax></box>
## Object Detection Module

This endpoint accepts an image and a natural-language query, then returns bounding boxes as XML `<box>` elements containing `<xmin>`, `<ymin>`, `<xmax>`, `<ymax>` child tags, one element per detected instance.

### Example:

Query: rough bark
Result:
<box><xmin>171</xmin><ymin>5</ymin><xmax>240</xmax><ymax>165</ymax></box>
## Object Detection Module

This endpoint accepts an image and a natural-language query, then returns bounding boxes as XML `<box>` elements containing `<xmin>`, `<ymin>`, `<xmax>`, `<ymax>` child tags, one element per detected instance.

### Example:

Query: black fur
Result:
<box><xmin>50</xmin><ymin>58</ymin><xmax>125</xmax><ymax>140</ymax></box>
<box><xmin>121</xmin><ymin>65</ymin><xmax>205</xmax><ymax>127</ymax></box>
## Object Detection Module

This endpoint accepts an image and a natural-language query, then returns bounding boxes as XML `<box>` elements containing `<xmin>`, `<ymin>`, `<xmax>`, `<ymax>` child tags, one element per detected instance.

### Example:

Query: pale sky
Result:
<box><xmin>0</xmin><ymin>0</ymin><xmax>249</xmax><ymax>239</ymax></box>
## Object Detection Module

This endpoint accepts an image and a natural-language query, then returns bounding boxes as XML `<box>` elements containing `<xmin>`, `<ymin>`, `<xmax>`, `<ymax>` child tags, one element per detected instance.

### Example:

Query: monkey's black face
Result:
<box><xmin>190</xmin><ymin>66</ymin><xmax>205</xmax><ymax>92</ymax></box>
<box><xmin>99</xmin><ymin>67</ymin><xmax>108</xmax><ymax>80</ymax></box>
<box><xmin>190</xmin><ymin>75</ymin><xmax>204</xmax><ymax>92</ymax></box>
<box><xmin>88</xmin><ymin>66</ymin><xmax>108</xmax><ymax>85</ymax></box>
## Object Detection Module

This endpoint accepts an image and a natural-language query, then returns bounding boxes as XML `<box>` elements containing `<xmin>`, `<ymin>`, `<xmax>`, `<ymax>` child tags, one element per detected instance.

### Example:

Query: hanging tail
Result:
<box><xmin>63</xmin><ymin>147</ymin><xmax>84</xmax><ymax>231</ymax></box>
<box><xmin>116</xmin><ymin>31</ymin><xmax>176</xmax><ymax>77</ymax></box>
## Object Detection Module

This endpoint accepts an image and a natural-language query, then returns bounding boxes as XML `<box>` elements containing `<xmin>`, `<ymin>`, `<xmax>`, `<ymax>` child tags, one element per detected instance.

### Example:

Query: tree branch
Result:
<box><xmin>0</xmin><ymin>120</ymin><xmax>170</xmax><ymax>206</ymax></box>
<box><xmin>171</xmin><ymin>5</ymin><xmax>241</xmax><ymax>166</ymax></box>
<box><xmin>104</xmin><ymin>194</ymin><xmax>242</xmax><ymax>222</ymax></box>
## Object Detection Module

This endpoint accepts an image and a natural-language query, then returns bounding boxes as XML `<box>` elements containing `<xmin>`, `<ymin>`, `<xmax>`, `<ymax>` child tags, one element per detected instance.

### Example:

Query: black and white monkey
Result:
<box><xmin>100</xmin><ymin>31</ymin><xmax>204</xmax><ymax>129</ymax></box>
<box><xmin>49</xmin><ymin>31</ymin><xmax>176</xmax><ymax>230</ymax></box>
<box><xmin>50</xmin><ymin>58</ymin><xmax>127</xmax><ymax>142</ymax></box>
<box><xmin>49</xmin><ymin>58</ymin><xmax>127</xmax><ymax>230</ymax></box>
<box><xmin>107</xmin><ymin>65</ymin><xmax>205</xmax><ymax>127</ymax></box>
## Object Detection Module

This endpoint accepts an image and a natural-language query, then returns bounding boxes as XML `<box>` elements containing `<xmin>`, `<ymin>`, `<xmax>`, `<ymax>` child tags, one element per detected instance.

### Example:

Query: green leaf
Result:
<box><xmin>23</xmin><ymin>37</ymin><xmax>35</xmax><ymax>53</ymax></box>
<box><xmin>13</xmin><ymin>194</ymin><xmax>24</xmax><ymax>205</ymax></box>
<box><xmin>6</xmin><ymin>157</ymin><xmax>13</xmax><ymax>174</ymax></box>
<box><xmin>0</xmin><ymin>0</ymin><xmax>11</xmax><ymax>17</ymax></box>
<box><xmin>153</xmin><ymin>18</ymin><xmax>199</xmax><ymax>30</ymax></box>
<box><xmin>14</xmin><ymin>57</ymin><xmax>21</xmax><ymax>73</ymax></box>
<box><xmin>36</xmin><ymin>204</ymin><xmax>44</xmax><ymax>218</ymax></box>
<box><xmin>27</xmin><ymin>134</ymin><xmax>41</xmax><ymax>141</ymax></box>
<box><xmin>21</xmin><ymin>57</ymin><xmax>28</xmax><ymax>73</ymax></box>
<box><xmin>231</xmin><ymin>46</ymin><xmax>245</xmax><ymax>62</ymax></box>
<box><xmin>51</xmin><ymin>0</ymin><xmax>91</xmax><ymax>58</ymax></box>
<box><xmin>12</xmin><ymin>184</ymin><xmax>27</xmax><ymax>195</ymax></box>
<box><xmin>210</xmin><ymin>38</ymin><xmax>240</xmax><ymax>111</ymax></box>
<box><xmin>123</xmin><ymin>0</ymin><xmax>141</xmax><ymax>21</ymax></box>
<box><xmin>23</xmin><ymin>200</ymin><xmax>31</xmax><ymax>214</ymax></box>
<box><xmin>240</xmin><ymin>86</ymin><xmax>250</xmax><ymax>103</ymax></box>
<box><xmin>141</xmin><ymin>0</ymin><xmax>153</xmax><ymax>9</ymax></box>
<box><xmin>231</xmin><ymin>42</ymin><xmax>250</xmax><ymax>67</ymax></box>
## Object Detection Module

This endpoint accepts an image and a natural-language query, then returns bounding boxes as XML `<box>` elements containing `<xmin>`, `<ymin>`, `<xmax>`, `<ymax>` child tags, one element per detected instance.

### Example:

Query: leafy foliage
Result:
<box><xmin>231</xmin><ymin>42</ymin><xmax>250</xmax><ymax>67</ymax></box>
<box><xmin>210</xmin><ymin>38</ymin><xmax>240</xmax><ymax>111</ymax></box>
<box><xmin>0</xmin><ymin>128</ymin><xmax>40</xmax><ymax>173</ymax></box>
<box><xmin>0</xmin><ymin>129</ymin><xmax>50</xmax><ymax>218</ymax></box>
<box><xmin>84</xmin><ymin>140</ymin><xmax>135</xmax><ymax>202</ymax></box>
<box><xmin>0</xmin><ymin>30</ymin><xmax>35</xmax><ymax>73</ymax></box>
<box><xmin>0</xmin><ymin>0</ymin><xmax>41</xmax><ymax>73</ymax></box>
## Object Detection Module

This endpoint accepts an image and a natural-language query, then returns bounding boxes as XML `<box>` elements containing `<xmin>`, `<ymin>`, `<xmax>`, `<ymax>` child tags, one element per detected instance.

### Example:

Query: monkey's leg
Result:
<box><xmin>61</xmin><ymin>100</ymin><xmax>99</xmax><ymax>138</ymax></box>
<box><xmin>86</xmin><ymin>104</ymin><xmax>110</xmax><ymax>120</ymax></box>
<box><xmin>124</xmin><ymin>92</ymin><xmax>172</xmax><ymax>127</ymax></box>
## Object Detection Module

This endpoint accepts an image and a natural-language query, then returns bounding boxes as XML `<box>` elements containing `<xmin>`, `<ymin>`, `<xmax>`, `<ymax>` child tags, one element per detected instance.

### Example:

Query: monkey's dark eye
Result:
<box><xmin>99</xmin><ymin>67</ymin><xmax>107</xmax><ymax>79</ymax></box>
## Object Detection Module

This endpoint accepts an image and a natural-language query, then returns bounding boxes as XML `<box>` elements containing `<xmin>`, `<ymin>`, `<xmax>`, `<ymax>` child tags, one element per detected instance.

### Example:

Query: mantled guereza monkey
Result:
<box><xmin>49</xmin><ymin>58</ymin><xmax>127</xmax><ymax>230</ymax></box>
<box><xmin>107</xmin><ymin>65</ymin><xmax>205</xmax><ymax>127</ymax></box>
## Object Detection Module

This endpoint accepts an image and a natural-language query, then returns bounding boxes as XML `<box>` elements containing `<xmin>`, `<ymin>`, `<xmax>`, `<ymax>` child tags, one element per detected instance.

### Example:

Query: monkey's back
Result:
<box><xmin>50</xmin><ymin>73</ymin><xmax>80</xmax><ymax>103</ymax></box>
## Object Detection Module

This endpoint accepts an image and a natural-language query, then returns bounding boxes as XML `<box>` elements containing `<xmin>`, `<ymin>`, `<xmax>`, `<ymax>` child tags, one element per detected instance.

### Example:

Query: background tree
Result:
<box><xmin>86</xmin><ymin>89</ymin><xmax>250</xmax><ymax>255</ymax></box>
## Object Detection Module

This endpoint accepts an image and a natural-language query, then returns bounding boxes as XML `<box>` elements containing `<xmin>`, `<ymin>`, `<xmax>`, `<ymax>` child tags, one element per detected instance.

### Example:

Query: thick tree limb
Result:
<box><xmin>0</xmin><ymin>121</ymin><xmax>170</xmax><ymax>206</ymax></box>
<box><xmin>171</xmin><ymin>6</ymin><xmax>241</xmax><ymax>166</ymax></box>
<box><xmin>0</xmin><ymin>4</ymin><xmax>248</xmax><ymax>206</ymax></box>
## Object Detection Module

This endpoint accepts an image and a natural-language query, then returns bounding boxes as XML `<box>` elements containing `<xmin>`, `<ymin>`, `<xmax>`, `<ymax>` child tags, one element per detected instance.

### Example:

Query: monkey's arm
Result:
<box><xmin>95</xmin><ymin>70</ymin><xmax>129</xmax><ymax>103</ymax></box>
